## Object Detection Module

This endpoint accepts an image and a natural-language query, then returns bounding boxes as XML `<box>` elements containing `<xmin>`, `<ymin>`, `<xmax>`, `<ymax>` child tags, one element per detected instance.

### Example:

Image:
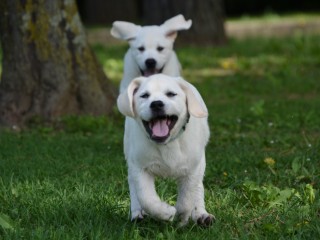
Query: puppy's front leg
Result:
<box><xmin>176</xmin><ymin>157</ymin><xmax>215</xmax><ymax>227</ymax></box>
<box><xmin>190</xmin><ymin>180</ymin><xmax>215</xmax><ymax>227</ymax></box>
<box><xmin>176</xmin><ymin>175</ymin><xmax>215</xmax><ymax>227</ymax></box>
<box><xmin>131</xmin><ymin>167</ymin><xmax>176</xmax><ymax>221</ymax></box>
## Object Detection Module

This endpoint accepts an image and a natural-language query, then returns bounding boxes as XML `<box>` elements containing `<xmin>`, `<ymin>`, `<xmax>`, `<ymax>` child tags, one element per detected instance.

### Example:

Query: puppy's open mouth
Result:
<box><xmin>140</xmin><ymin>66</ymin><xmax>164</xmax><ymax>77</ymax></box>
<box><xmin>142</xmin><ymin>115</ymin><xmax>178</xmax><ymax>143</ymax></box>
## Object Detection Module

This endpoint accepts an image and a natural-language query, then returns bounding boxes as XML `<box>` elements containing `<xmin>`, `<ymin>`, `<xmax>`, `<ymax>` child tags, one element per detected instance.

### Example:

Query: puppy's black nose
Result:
<box><xmin>150</xmin><ymin>100</ymin><xmax>164</xmax><ymax>111</ymax></box>
<box><xmin>145</xmin><ymin>58</ymin><xmax>156</xmax><ymax>69</ymax></box>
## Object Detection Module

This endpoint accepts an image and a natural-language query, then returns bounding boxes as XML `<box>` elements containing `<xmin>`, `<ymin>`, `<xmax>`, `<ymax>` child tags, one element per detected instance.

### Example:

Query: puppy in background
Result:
<box><xmin>117</xmin><ymin>74</ymin><xmax>214</xmax><ymax>227</ymax></box>
<box><xmin>111</xmin><ymin>15</ymin><xmax>192</xmax><ymax>92</ymax></box>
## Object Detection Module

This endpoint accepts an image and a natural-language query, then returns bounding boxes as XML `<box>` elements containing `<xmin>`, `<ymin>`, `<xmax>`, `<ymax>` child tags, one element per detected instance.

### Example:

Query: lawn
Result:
<box><xmin>1</xmin><ymin>29</ymin><xmax>320</xmax><ymax>238</ymax></box>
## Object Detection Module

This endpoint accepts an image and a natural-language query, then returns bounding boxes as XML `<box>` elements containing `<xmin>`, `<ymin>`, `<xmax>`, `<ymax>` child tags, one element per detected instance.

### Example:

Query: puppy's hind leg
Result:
<box><xmin>175</xmin><ymin>176</ymin><xmax>195</xmax><ymax>226</ymax></box>
<box><xmin>128</xmin><ymin>172</ymin><xmax>145</xmax><ymax>221</ymax></box>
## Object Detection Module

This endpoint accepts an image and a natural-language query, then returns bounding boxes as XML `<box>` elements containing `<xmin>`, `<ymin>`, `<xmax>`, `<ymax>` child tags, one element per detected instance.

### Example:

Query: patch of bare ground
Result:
<box><xmin>225</xmin><ymin>17</ymin><xmax>320</xmax><ymax>39</ymax></box>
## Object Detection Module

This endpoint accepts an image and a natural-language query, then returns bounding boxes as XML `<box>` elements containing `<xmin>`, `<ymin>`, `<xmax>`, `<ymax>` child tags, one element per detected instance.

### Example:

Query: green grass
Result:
<box><xmin>1</xmin><ymin>32</ymin><xmax>320</xmax><ymax>239</ymax></box>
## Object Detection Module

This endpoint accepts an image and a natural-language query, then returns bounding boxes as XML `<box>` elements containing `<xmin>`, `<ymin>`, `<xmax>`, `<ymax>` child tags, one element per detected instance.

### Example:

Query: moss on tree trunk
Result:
<box><xmin>0</xmin><ymin>0</ymin><xmax>116</xmax><ymax>127</ymax></box>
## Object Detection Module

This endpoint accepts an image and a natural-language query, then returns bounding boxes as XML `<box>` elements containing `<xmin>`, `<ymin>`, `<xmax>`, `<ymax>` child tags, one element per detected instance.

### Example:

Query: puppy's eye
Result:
<box><xmin>138</xmin><ymin>46</ymin><xmax>145</xmax><ymax>52</ymax></box>
<box><xmin>140</xmin><ymin>93</ymin><xmax>150</xmax><ymax>99</ymax></box>
<box><xmin>157</xmin><ymin>46</ymin><xmax>164</xmax><ymax>52</ymax></box>
<box><xmin>166</xmin><ymin>91</ymin><xmax>177</xmax><ymax>97</ymax></box>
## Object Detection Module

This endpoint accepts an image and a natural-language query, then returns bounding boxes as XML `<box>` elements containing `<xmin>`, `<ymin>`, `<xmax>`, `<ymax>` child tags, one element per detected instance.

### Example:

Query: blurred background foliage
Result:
<box><xmin>76</xmin><ymin>0</ymin><xmax>320</xmax><ymax>25</ymax></box>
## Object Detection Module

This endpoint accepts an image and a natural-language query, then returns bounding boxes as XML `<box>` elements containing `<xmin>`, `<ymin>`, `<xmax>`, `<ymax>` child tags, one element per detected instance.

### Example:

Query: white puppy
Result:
<box><xmin>117</xmin><ymin>74</ymin><xmax>214</xmax><ymax>227</ymax></box>
<box><xmin>111</xmin><ymin>15</ymin><xmax>192</xmax><ymax>92</ymax></box>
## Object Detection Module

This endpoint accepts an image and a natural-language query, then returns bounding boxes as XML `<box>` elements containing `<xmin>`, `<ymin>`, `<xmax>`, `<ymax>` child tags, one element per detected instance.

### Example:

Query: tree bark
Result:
<box><xmin>0</xmin><ymin>0</ymin><xmax>116</xmax><ymax>127</ymax></box>
<box><xmin>143</xmin><ymin>0</ymin><xmax>227</xmax><ymax>45</ymax></box>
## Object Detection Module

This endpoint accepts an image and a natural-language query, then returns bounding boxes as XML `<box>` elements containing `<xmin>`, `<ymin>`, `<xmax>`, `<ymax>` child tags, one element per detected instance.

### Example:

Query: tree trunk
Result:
<box><xmin>143</xmin><ymin>0</ymin><xmax>227</xmax><ymax>45</ymax></box>
<box><xmin>0</xmin><ymin>0</ymin><xmax>116</xmax><ymax>127</ymax></box>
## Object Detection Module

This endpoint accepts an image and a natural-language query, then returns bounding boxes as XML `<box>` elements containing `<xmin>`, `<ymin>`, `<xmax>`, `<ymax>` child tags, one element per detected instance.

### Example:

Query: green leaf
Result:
<box><xmin>263</xmin><ymin>223</ymin><xmax>277</xmax><ymax>232</ymax></box>
<box><xmin>250</xmin><ymin>100</ymin><xmax>265</xmax><ymax>116</ymax></box>
<box><xmin>291</xmin><ymin>158</ymin><xmax>301</xmax><ymax>174</ymax></box>
<box><xmin>278</xmin><ymin>189</ymin><xmax>294</xmax><ymax>201</ymax></box>
<box><xmin>0</xmin><ymin>213</ymin><xmax>15</xmax><ymax>230</ymax></box>
<box><xmin>305</xmin><ymin>184</ymin><xmax>315</xmax><ymax>204</ymax></box>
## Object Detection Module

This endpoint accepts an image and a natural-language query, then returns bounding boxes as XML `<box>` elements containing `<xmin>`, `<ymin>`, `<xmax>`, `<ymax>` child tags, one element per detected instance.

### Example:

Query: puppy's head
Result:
<box><xmin>117</xmin><ymin>74</ymin><xmax>207</xmax><ymax>144</ymax></box>
<box><xmin>111</xmin><ymin>15</ymin><xmax>192</xmax><ymax>77</ymax></box>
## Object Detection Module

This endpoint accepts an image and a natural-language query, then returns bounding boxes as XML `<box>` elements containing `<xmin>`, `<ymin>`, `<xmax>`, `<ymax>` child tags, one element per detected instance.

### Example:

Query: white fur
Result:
<box><xmin>117</xmin><ymin>74</ymin><xmax>214</xmax><ymax>226</ymax></box>
<box><xmin>111</xmin><ymin>15</ymin><xmax>192</xmax><ymax>93</ymax></box>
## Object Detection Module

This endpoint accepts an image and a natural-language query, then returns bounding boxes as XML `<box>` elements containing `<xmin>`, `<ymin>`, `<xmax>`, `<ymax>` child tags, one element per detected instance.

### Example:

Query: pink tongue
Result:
<box><xmin>152</xmin><ymin>119</ymin><xmax>169</xmax><ymax>137</ymax></box>
<box><xmin>143</xmin><ymin>69</ymin><xmax>157</xmax><ymax>77</ymax></box>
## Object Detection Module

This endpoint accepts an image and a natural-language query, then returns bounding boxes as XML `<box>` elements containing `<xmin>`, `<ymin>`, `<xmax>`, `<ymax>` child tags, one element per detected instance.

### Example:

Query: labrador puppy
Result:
<box><xmin>111</xmin><ymin>15</ymin><xmax>192</xmax><ymax>92</ymax></box>
<box><xmin>117</xmin><ymin>74</ymin><xmax>214</xmax><ymax>227</ymax></box>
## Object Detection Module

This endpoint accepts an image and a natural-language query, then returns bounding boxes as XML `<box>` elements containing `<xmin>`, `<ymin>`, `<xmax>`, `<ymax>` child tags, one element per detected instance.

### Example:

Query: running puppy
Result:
<box><xmin>111</xmin><ymin>15</ymin><xmax>192</xmax><ymax>92</ymax></box>
<box><xmin>117</xmin><ymin>74</ymin><xmax>214</xmax><ymax>227</ymax></box>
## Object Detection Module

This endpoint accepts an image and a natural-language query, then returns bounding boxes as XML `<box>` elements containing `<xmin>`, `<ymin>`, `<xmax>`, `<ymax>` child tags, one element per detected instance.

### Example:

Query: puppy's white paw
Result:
<box><xmin>175</xmin><ymin>210</ymin><xmax>192</xmax><ymax>227</ymax></box>
<box><xmin>177</xmin><ymin>219</ymin><xmax>189</xmax><ymax>228</ymax></box>
<box><xmin>162</xmin><ymin>205</ymin><xmax>177</xmax><ymax>221</ymax></box>
<box><xmin>191</xmin><ymin>208</ymin><xmax>215</xmax><ymax>227</ymax></box>
<box><xmin>195</xmin><ymin>213</ymin><xmax>215</xmax><ymax>227</ymax></box>
<box><xmin>131</xmin><ymin>209</ymin><xmax>146</xmax><ymax>222</ymax></box>
<box><xmin>157</xmin><ymin>204</ymin><xmax>176</xmax><ymax>221</ymax></box>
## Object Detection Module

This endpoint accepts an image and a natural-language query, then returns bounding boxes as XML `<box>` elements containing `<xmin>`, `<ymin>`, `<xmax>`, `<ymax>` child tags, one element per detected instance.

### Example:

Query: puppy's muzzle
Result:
<box><xmin>140</xmin><ymin>58</ymin><xmax>164</xmax><ymax>77</ymax></box>
<box><xmin>142</xmin><ymin>100</ymin><xmax>178</xmax><ymax>143</ymax></box>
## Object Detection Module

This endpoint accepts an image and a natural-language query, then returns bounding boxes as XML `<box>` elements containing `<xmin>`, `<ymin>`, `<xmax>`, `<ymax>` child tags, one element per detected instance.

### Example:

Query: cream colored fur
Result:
<box><xmin>117</xmin><ymin>74</ymin><xmax>214</xmax><ymax>226</ymax></box>
<box><xmin>111</xmin><ymin>15</ymin><xmax>192</xmax><ymax>93</ymax></box>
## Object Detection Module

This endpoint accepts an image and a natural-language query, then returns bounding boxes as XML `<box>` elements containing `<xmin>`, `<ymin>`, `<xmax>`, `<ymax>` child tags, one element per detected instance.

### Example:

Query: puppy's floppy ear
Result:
<box><xmin>117</xmin><ymin>77</ymin><xmax>145</xmax><ymax>118</ymax></box>
<box><xmin>161</xmin><ymin>14</ymin><xmax>192</xmax><ymax>40</ymax></box>
<box><xmin>177</xmin><ymin>77</ymin><xmax>208</xmax><ymax>118</ymax></box>
<box><xmin>111</xmin><ymin>21</ymin><xmax>141</xmax><ymax>41</ymax></box>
